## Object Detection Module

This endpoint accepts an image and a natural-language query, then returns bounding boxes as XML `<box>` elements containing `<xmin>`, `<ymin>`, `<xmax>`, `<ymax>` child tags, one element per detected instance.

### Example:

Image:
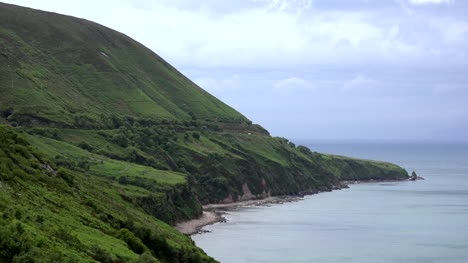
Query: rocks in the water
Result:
<box><xmin>409</xmin><ymin>171</ymin><xmax>425</xmax><ymax>181</ymax></box>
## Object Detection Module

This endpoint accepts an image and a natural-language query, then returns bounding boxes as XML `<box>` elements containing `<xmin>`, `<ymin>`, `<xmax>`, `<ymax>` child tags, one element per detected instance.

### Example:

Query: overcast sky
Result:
<box><xmin>4</xmin><ymin>0</ymin><xmax>468</xmax><ymax>142</ymax></box>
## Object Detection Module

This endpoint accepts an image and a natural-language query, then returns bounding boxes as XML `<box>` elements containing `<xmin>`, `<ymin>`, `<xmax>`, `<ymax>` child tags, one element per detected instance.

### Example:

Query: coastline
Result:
<box><xmin>175</xmin><ymin>195</ymin><xmax>304</xmax><ymax>235</ymax></box>
<box><xmin>176</xmin><ymin>178</ymin><xmax>418</xmax><ymax>235</ymax></box>
<box><xmin>175</xmin><ymin>211</ymin><xmax>225</xmax><ymax>235</ymax></box>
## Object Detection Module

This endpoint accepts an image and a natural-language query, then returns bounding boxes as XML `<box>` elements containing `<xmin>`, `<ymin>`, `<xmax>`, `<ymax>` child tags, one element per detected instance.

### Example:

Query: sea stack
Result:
<box><xmin>410</xmin><ymin>171</ymin><xmax>425</xmax><ymax>181</ymax></box>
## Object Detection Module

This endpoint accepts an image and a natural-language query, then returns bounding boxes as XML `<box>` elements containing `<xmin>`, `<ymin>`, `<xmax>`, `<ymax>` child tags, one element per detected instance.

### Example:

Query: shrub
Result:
<box><xmin>83</xmin><ymin>199</ymin><xmax>99</xmax><ymax>211</ymax></box>
<box><xmin>131</xmin><ymin>226</ymin><xmax>175</xmax><ymax>261</ymax></box>
<box><xmin>113</xmin><ymin>134</ymin><xmax>129</xmax><ymax>148</ymax></box>
<box><xmin>192</xmin><ymin>132</ymin><xmax>200</xmax><ymax>140</ymax></box>
<box><xmin>12</xmin><ymin>167</ymin><xmax>27</xmax><ymax>179</ymax></box>
<box><xmin>54</xmin><ymin>228</ymin><xmax>81</xmax><ymax>247</ymax></box>
<box><xmin>118</xmin><ymin>176</ymin><xmax>128</xmax><ymax>185</ymax></box>
<box><xmin>90</xmin><ymin>246</ymin><xmax>114</xmax><ymax>263</ymax></box>
<box><xmin>0</xmin><ymin>221</ymin><xmax>33</xmax><ymax>262</ymax></box>
<box><xmin>13</xmin><ymin>209</ymin><xmax>22</xmax><ymax>220</ymax></box>
<box><xmin>78</xmin><ymin>141</ymin><xmax>94</xmax><ymax>151</ymax></box>
<box><xmin>53</xmin><ymin>156</ymin><xmax>76</xmax><ymax>169</ymax></box>
<box><xmin>297</xmin><ymin>145</ymin><xmax>312</xmax><ymax>155</ymax></box>
<box><xmin>117</xmin><ymin>228</ymin><xmax>146</xmax><ymax>254</ymax></box>
<box><xmin>77</xmin><ymin>159</ymin><xmax>90</xmax><ymax>171</ymax></box>
<box><xmin>57</xmin><ymin>168</ymin><xmax>74</xmax><ymax>185</ymax></box>
<box><xmin>35</xmin><ymin>215</ymin><xmax>45</xmax><ymax>224</ymax></box>
<box><xmin>134</xmin><ymin>251</ymin><xmax>160</xmax><ymax>263</ymax></box>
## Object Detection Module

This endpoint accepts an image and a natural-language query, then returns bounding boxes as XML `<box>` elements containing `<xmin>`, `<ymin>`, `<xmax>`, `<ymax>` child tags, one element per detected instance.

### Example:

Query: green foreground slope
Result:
<box><xmin>0</xmin><ymin>3</ymin><xmax>409</xmax><ymax>263</ymax></box>
<box><xmin>0</xmin><ymin>125</ymin><xmax>215</xmax><ymax>263</ymax></box>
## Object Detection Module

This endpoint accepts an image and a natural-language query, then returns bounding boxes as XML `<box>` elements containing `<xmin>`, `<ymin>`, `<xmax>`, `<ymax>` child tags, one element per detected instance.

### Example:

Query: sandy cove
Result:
<box><xmin>175</xmin><ymin>195</ymin><xmax>304</xmax><ymax>235</ymax></box>
<box><xmin>175</xmin><ymin>211</ymin><xmax>225</xmax><ymax>235</ymax></box>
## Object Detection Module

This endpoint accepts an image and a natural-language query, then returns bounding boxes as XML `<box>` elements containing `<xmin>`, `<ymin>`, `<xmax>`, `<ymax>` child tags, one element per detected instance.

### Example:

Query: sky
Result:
<box><xmin>3</xmin><ymin>0</ymin><xmax>468</xmax><ymax>142</ymax></box>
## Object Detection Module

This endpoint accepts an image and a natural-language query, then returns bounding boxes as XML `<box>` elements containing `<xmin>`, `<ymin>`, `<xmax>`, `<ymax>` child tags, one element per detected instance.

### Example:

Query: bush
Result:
<box><xmin>133</xmin><ymin>252</ymin><xmax>160</xmax><ymax>263</ymax></box>
<box><xmin>118</xmin><ymin>176</ymin><xmax>128</xmax><ymax>185</ymax></box>
<box><xmin>13</xmin><ymin>209</ymin><xmax>22</xmax><ymax>220</ymax></box>
<box><xmin>57</xmin><ymin>168</ymin><xmax>74</xmax><ymax>185</ymax></box>
<box><xmin>78</xmin><ymin>141</ymin><xmax>94</xmax><ymax>152</ymax></box>
<box><xmin>83</xmin><ymin>199</ymin><xmax>98</xmax><ymax>211</ymax></box>
<box><xmin>192</xmin><ymin>132</ymin><xmax>200</xmax><ymax>140</ymax></box>
<box><xmin>297</xmin><ymin>145</ymin><xmax>312</xmax><ymax>155</ymax></box>
<box><xmin>0</xmin><ymin>221</ymin><xmax>33</xmax><ymax>262</ymax></box>
<box><xmin>131</xmin><ymin>226</ymin><xmax>175</xmax><ymax>261</ymax></box>
<box><xmin>113</xmin><ymin>134</ymin><xmax>129</xmax><ymax>148</ymax></box>
<box><xmin>117</xmin><ymin>229</ymin><xmax>146</xmax><ymax>254</ymax></box>
<box><xmin>54</xmin><ymin>228</ymin><xmax>81</xmax><ymax>247</ymax></box>
<box><xmin>53</xmin><ymin>156</ymin><xmax>76</xmax><ymax>169</ymax></box>
<box><xmin>90</xmin><ymin>246</ymin><xmax>114</xmax><ymax>263</ymax></box>
<box><xmin>77</xmin><ymin>159</ymin><xmax>90</xmax><ymax>171</ymax></box>
<box><xmin>35</xmin><ymin>215</ymin><xmax>45</xmax><ymax>224</ymax></box>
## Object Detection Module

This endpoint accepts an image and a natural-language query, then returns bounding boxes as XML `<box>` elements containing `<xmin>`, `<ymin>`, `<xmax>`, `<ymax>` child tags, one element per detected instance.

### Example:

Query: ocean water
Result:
<box><xmin>192</xmin><ymin>142</ymin><xmax>468</xmax><ymax>263</ymax></box>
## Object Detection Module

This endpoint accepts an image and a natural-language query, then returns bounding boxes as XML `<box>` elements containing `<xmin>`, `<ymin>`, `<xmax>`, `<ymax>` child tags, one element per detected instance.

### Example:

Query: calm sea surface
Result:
<box><xmin>192</xmin><ymin>142</ymin><xmax>468</xmax><ymax>263</ymax></box>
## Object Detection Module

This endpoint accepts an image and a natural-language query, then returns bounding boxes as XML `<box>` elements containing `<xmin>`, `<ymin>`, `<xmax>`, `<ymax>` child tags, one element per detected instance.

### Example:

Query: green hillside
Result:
<box><xmin>0</xmin><ymin>125</ymin><xmax>215</xmax><ymax>263</ymax></box>
<box><xmin>0</xmin><ymin>3</ymin><xmax>246</xmax><ymax>127</ymax></box>
<box><xmin>0</xmin><ymin>3</ymin><xmax>409</xmax><ymax>262</ymax></box>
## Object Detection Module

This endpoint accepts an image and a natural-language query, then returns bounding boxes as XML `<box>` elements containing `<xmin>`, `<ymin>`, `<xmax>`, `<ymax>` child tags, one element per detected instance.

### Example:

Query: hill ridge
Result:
<box><xmin>0</xmin><ymin>2</ymin><xmax>247</xmax><ymax>128</ymax></box>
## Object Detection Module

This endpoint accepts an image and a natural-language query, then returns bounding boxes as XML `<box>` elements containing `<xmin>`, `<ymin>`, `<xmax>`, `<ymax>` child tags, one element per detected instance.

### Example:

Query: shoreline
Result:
<box><xmin>175</xmin><ymin>178</ymin><xmax>417</xmax><ymax>235</ymax></box>
<box><xmin>203</xmin><ymin>195</ymin><xmax>304</xmax><ymax>210</ymax></box>
<box><xmin>175</xmin><ymin>211</ymin><xmax>226</xmax><ymax>235</ymax></box>
<box><xmin>175</xmin><ymin>195</ymin><xmax>304</xmax><ymax>235</ymax></box>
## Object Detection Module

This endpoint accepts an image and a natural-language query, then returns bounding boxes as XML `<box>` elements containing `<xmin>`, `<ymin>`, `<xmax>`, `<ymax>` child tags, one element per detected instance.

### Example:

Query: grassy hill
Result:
<box><xmin>0</xmin><ymin>3</ymin><xmax>409</xmax><ymax>262</ymax></box>
<box><xmin>0</xmin><ymin>3</ymin><xmax>247</xmax><ymax>127</ymax></box>
<box><xmin>0</xmin><ymin>125</ymin><xmax>215</xmax><ymax>262</ymax></box>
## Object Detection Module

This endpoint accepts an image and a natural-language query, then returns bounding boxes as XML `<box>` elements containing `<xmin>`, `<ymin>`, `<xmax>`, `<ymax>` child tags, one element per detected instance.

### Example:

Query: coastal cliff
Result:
<box><xmin>0</xmin><ymin>3</ymin><xmax>408</xmax><ymax>262</ymax></box>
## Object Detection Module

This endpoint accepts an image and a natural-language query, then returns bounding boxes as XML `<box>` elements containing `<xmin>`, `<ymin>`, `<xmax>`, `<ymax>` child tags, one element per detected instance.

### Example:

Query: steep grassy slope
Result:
<box><xmin>0</xmin><ymin>125</ymin><xmax>216</xmax><ymax>263</ymax></box>
<box><xmin>0</xmin><ymin>3</ymin><xmax>246</xmax><ymax>127</ymax></box>
<box><xmin>0</xmin><ymin>3</ymin><xmax>409</xmax><ymax>262</ymax></box>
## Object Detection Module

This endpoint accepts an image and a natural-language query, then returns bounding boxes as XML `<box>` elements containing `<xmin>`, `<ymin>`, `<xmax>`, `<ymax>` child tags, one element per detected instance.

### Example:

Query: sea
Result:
<box><xmin>192</xmin><ymin>141</ymin><xmax>468</xmax><ymax>263</ymax></box>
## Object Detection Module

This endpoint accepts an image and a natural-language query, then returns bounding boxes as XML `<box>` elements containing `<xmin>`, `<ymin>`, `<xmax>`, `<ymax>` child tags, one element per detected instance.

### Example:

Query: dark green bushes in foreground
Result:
<box><xmin>0</xmin><ymin>125</ymin><xmax>217</xmax><ymax>262</ymax></box>
<box><xmin>0</xmin><ymin>215</ymin><xmax>73</xmax><ymax>263</ymax></box>
<box><xmin>115</xmin><ymin>222</ymin><xmax>208</xmax><ymax>263</ymax></box>
<box><xmin>0</xmin><ymin>219</ymin><xmax>35</xmax><ymax>262</ymax></box>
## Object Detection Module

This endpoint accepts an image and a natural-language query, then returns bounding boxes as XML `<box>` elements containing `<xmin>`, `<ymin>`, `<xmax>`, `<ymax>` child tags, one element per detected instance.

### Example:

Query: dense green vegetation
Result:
<box><xmin>0</xmin><ymin>125</ymin><xmax>216</xmax><ymax>262</ymax></box>
<box><xmin>0</xmin><ymin>3</ymin><xmax>409</xmax><ymax>262</ymax></box>
<box><xmin>22</xmin><ymin>127</ymin><xmax>408</xmax><ymax>204</ymax></box>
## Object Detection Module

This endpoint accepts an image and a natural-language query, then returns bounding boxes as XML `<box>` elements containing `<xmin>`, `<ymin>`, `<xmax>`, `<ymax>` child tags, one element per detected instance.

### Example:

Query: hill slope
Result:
<box><xmin>0</xmin><ymin>125</ymin><xmax>216</xmax><ymax>262</ymax></box>
<box><xmin>0</xmin><ymin>3</ymin><xmax>247</xmax><ymax>127</ymax></box>
<box><xmin>0</xmin><ymin>3</ymin><xmax>409</xmax><ymax>263</ymax></box>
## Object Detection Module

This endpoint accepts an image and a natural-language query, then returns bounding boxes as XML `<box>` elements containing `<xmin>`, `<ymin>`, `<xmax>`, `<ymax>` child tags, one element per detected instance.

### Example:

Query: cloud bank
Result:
<box><xmin>4</xmin><ymin>0</ymin><xmax>468</xmax><ymax>141</ymax></box>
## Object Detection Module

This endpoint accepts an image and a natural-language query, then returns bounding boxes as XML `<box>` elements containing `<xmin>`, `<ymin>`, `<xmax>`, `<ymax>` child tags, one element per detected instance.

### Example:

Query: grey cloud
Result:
<box><xmin>3</xmin><ymin>0</ymin><xmax>468</xmax><ymax>141</ymax></box>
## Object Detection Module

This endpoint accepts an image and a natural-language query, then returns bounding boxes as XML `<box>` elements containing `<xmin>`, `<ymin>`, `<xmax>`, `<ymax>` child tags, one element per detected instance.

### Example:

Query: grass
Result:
<box><xmin>0</xmin><ymin>125</ymin><xmax>216</xmax><ymax>262</ymax></box>
<box><xmin>0</xmin><ymin>3</ymin><xmax>248</xmax><ymax>127</ymax></box>
<box><xmin>25</xmin><ymin>134</ymin><xmax>186</xmax><ymax>185</ymax></box>
<box><xmin>231</xmin><ymin>134</ymin><xmax>292</xmax><ymax>166</ymax></box>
